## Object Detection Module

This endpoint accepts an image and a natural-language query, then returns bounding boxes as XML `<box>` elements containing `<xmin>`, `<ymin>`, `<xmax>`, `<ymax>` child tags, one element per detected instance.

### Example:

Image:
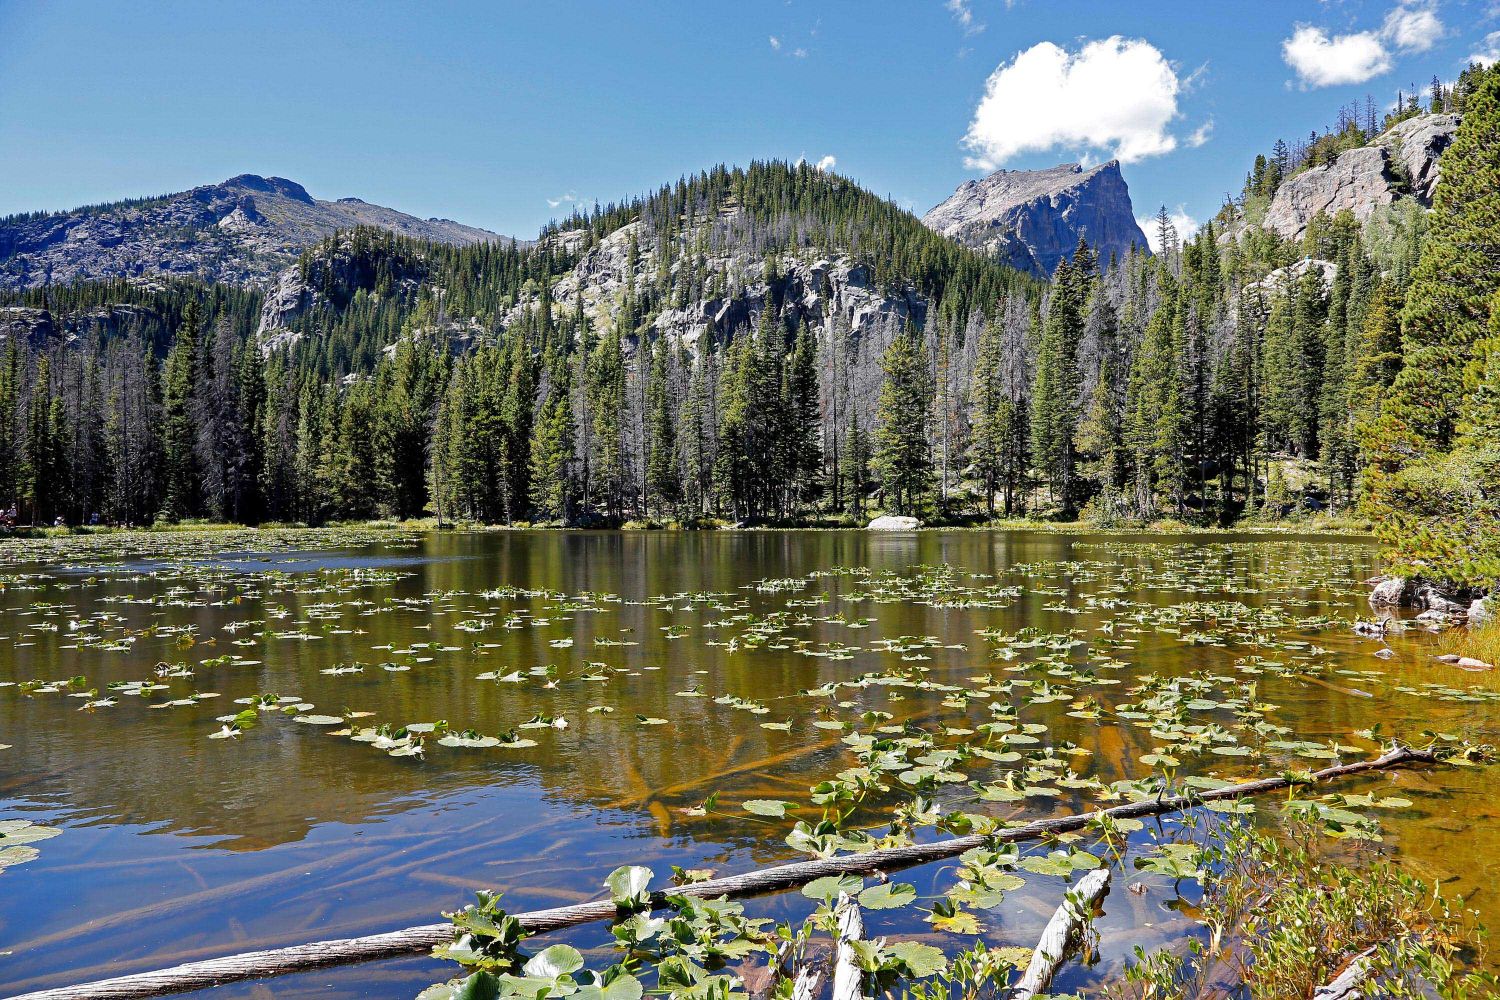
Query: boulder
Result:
<box><xmin>1368</xmin><ymin>576</ymin><xmax>1413</xmax><ymax>608</ymax></box>
<box><xmin>868</xmin><ymin>515</ymin><xmax>921</xmax><ymax>531</ymax></box>
<box><xmin>1414</xmin><ymin>582</ymin><xmax>1469</xmax><ymax>614</ymax></box>
<box><xmin>1469</xmin><ymin>598</ymin><xmax>1494</xmax><ymax>623</ymax></box>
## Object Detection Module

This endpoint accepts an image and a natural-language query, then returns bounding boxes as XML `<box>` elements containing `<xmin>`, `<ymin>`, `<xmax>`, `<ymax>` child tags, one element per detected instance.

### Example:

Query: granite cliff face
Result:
<box><xmin>0</xmin><ymin>174</ymin><xmax>505</xmax><ymax>291</ymax></box>
<box><xmin>1260</xmin><ymin>113</ymin><xmax>1459</xmax><ymax>242</ymax></box>
<box><xmin>922</xmin><ymin>161</ymin><xmax>1149</xmax><ymax>275</ymax></box>
<box><xmin>257</xmin><ymin>209</ymin><xmax>932</xmax><ymax>418</ymax></box>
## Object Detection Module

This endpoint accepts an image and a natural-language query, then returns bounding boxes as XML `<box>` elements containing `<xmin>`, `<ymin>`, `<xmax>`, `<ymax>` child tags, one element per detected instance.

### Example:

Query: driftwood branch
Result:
<box><xmin>1011</xmin><ymin>868</ymin><xmax>1111</xmax><ymax>1000</ymax></box>
<box><xmin>831</xmin><ymin>894</ymin><xmax>869</xmax><ymax>1000</ymax></box>
<box><xmin>4</xmin><ymin>744</ymin><xmax>1437</xmax><ymax>1000</ymax></box>
<box><xmin>1312</xmin><ymin>946</ymin><xmax>1380</xmax><ymax>1000</ymax></box>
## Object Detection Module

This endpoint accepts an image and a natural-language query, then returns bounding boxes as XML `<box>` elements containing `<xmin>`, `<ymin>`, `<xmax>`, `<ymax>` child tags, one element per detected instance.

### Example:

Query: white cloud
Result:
<box><xmin>1383</xmin><ymin>3</ymin><xmax>1444</xmax><ymax>52</ymax></box>
<box><xmin>546</xmin><ymin>191</ymin><xmax>578</xmax><ymax>209</ymax></box>
<box><xmin>946</xmin><ymin>0</ymin><xmax>985</xmax><ymax>35</ymax></box>
<box><xmin>815</xmin><ymin>155</ymin><xmax>837</xmax><ymax>171</ymax></box>
<box><xmin>962</xmin><ymin>36</ymin><xmax>1182</xmax><ymax>169</ymax></box>
<box><xmin>792</xmin><ymin>47</ymin><xmax>808</xmax><ymax>58</ymax></box>
<box><xmin>1282</xmin><ymin>25</ymin><xmax>1392</xmax><ymax>87</ymax></box>
<box><xmin>769</xmin><ymin>35</ymin><xmax>781</xmax><ymax>51</ymax></box>
<box><xmin>1471</xmin><ymin>30</ymin><xmax>1500</xmax><ymax>65</ymax></box>
<box><xmin>1281</xmin><ymin>3</ymin><xmax>1446</xmax><ymax>88</ymax></box>
<box><xmin>1137</xmin><ymin>206</ymin><xmax>1201</xmax><ymax>252</ymax></box>
<box><xmin>1187</xmin><ymin>119</ymin><xmax>1214</xmax><ymax>147</ymax></box>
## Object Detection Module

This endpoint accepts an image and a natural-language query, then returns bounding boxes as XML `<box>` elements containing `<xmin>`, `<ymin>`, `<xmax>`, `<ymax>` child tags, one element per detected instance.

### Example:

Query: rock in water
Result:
<box><xmin>867</xmin><ymin>515</ymin><xmax>921</xmax><ymax>531</ymax></box>
<box><xmin>922</xmin><ymin>161</ymin><xmax>1148</xmax><ymax>276</ymax></box>
<box><xmin>1369</xmin><ymin>576</ymin><xmax>1414</xmax><ymax>608</ymax></box>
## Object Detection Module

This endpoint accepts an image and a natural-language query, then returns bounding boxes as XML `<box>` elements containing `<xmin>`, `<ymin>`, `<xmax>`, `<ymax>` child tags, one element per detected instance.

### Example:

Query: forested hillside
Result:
<box><xmin>1</xmin><ymin>64</ymin><xmax>1496</xmax><ymax>595</ymax></box>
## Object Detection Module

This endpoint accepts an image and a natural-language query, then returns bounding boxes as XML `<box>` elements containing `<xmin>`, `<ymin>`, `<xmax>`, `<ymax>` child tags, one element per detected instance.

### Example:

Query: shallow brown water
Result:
<box><xmin>0</xmin><ymin>529</ymin><xmax>1496</xmax><ymax>998</ymax></box>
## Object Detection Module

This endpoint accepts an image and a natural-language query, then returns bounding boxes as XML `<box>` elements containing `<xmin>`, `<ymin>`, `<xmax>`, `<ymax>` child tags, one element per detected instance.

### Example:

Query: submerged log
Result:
<box><xmin>4</xmin><ymin>745</ymin><xmax>1438</xmax><ymax>1000</ymax></box>
<box><xmin>1011</xmin><ymin>868</ymin><xmax>1112</xmax><ymax>1000</ymax></box>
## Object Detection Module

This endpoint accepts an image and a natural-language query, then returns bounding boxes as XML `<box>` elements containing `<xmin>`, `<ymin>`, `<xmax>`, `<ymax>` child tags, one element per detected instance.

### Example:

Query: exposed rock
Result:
<box><xmin>1388</xmin><ymin>113</ymin><xmax>1460</xmax><ymax>203</ymax></box>
<box><xmin>922</xmin><ymin>161</ymin><xmax>1149</xmax><ymax>276</ymax></box>
<box><xmin>1414</xmin><ymin>582</ymin><xmax>1470</xmax><ymax>614</ymax></box>
<box><xmin>1244</xmin><ymin>257</ymin><xmax>1337</xmax><ymax>297</ymax></box>
<box><xmin>1435</xmin><ymin>653</ymin><xmax>1495</xmax><ymax>670</ymax></box>
<box><xmin>0</xmin><ymin>174</ymin><xmax>510</xmax><ymax>291</ymax></box>
<box><xmin>867</xmin><ymin>515</ymin><xmax>921</xmax><ymax>531</ymax></box>
<box><xmin>1368</xmin><ymin>576</ymin><xmax>1414</xmax><ymax>608</ymax></box>
<box><xmin>1470</xmin><ymin>598</ymin><xmax>1494</xmax><ymax>623</ymax></box>
<box><xmin>1260</xmin><ymin>113</ymin><xmax>1459</xmax><ymax>243</ymax></box>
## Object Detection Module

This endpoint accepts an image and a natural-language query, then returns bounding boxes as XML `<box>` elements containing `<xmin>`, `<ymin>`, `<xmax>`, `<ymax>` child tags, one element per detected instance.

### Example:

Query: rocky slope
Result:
<box><xmin>922</xmin><ymin>161</ymin><xmax>1149</xmax><ymax>276</ymax></box>
<box><xmin>1260</xmin><ymin>113</ymin><xmax>1459</xmax><ymax>242</ymax></box>
<box><xmin>258</xmin><ymin>208</ymin><xmax>933</xmax><ymax>416</ymax></box>
<box><xmin>0</xmin><ymin>174</ymin><xmax>506</xmax><ymax>290</ymax></box>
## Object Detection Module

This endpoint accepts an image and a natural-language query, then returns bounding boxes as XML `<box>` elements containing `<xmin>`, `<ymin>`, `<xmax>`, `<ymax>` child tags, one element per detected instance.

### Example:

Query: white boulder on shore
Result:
<box><xmin>867</xmin><ymin>515</ymin><xmax>921</xmax><ymax>531</ymax></box>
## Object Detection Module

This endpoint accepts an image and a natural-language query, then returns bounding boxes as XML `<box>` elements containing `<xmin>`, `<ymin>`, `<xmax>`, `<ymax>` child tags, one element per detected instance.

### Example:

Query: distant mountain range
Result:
<box><xmin>0</xmin><ymin>174</ymin><xmax>506</xmax><ymax>290</ymax></box>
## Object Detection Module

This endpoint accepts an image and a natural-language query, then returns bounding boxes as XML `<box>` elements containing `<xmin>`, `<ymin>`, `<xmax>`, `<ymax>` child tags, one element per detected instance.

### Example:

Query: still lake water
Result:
<box><xmin>1</xmin><ymin>529</ymin><xmax>1496</xmax><ymax>997</ymax></box>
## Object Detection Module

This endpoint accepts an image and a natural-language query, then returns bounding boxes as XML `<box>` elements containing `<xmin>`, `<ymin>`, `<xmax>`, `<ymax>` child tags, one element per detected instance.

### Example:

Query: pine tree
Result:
<box><xmin>873</xmin><ymin>328</ymin><xmax>932</xmax><ymax>516</ymax></box>
<box><xmin>644</xmin><ymin>337</ymin><xmax>681</xmax><ymax>517</ymax></box>
<box><xmin>529</xmin><ymin>378</ymin><xmax>577</xmax><ymax>523</ymax></box>
<box><xmin>158</xmin><ymin>300</ymin><xmax>202</xmax><ymax>522</ymax></box>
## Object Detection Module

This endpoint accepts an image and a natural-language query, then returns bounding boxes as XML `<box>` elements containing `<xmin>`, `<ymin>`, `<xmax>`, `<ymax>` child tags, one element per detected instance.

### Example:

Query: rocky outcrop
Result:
<box><xmin>867</xmin><ymin>515</ymin><xmax>921</xmax><ymax>531</ymax></box>
<box><xmin>1261</xmin><ymin>113</ymin><xmax>1459</xmax><ymax>243</ymax></box>
<box><xmin>0</xmin><ymin>303</ymin><xmax>163</xmax><ymax>346</ymax></box>
<box><xmin>0</xmin><ymin>174</ymin><xmax>508</xmax><ymax>291</ymax></box>
<box><xmin>922</xmin><ymin>161</ymin><xmax>1149</xmax><ymax>276</ymax></box>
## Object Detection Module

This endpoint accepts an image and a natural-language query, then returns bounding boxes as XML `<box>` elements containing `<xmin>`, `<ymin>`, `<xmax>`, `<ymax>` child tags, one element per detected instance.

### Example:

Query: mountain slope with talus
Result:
<box><xmin>0</xmin><ymin>174</ymin><xmax>508</xmax><ymax>291</ymax></box>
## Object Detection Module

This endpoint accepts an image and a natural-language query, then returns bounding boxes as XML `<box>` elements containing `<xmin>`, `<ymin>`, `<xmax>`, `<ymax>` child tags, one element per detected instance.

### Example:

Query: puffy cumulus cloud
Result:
<box><xmin>1137</xmin><ymin>206</ymin><xmax>1200</xmax><ymax>252</ymax></box>
<box><xmin>815</xmin><ymin>155</ymin><xmax>837</xmax><ymax>171</ymax></box>
<box><xmin>1282</xmin><ymin>25</ymin><xmax>1392</xmax><ymax>87</ymax></box>
<box><xmin>1282</xmin><ymin>3</ymin><xmax>1446</xmax><ymax>88</ymax></box>
<box><xmin>963</xmin><ymin>36</ymin><xmax>1182</xmax><ymax>169</ymax></box>
<box><xmin>768</xmin><ymin>35</ymin><xmax>781</xmax><ymax>51</ymax></box>
<box><xmin>1471</xmin><ymin>30</ymin><xmax>1500</xmax><ymax>66</ymax></box>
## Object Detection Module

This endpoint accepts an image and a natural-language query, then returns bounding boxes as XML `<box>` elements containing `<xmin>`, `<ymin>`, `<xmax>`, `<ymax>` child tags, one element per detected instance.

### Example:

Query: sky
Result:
<box><xmin>2</xmin><ymin>0</ymin><xmax>1497</xmax><ymax>248</ymax></box>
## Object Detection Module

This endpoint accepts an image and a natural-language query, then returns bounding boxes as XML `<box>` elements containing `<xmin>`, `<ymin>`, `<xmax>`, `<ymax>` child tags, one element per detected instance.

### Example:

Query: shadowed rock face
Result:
<box><xmin>922</xmin><ymin>161</ymin><xmax>1149</xmax><ymax>276</ymax></box>
<box><xmin>1261</xmin><ymin>113</ymin><xmax>1459</xmax><ymax>243</ymax></box>
<box><xmin>0</xmin><ymin>174</ymin><xmax>508</xmax><ymax>290</ymax></box>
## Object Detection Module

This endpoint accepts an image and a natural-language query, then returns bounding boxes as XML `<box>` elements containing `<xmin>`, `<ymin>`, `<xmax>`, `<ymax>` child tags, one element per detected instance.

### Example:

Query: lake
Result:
<box><xmin>1</xmin><ymin>528</ymin><xmax>1496</xmax><ymax>998</ymax></box>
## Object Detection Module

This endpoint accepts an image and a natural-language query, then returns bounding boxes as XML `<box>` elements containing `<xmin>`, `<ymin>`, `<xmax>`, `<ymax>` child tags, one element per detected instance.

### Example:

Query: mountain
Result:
<box><xmin>1256</xmin><ymin>113</ymin><xmax>1459</xmax><ymax>243</ymax></box>
<box><xmin>0</xmin><ymin>174</ymin><xmax>506</xmax><ymax>291</ymax></box>
<box><xmin>921</xmin><ymin>161</ymin><xmax>1149</xmax><ymax>276</ymax></box>
<box><xmin>254</xmin><ymin>162</ymin><xmax>1033</xmax><ymax>410</ymax></box>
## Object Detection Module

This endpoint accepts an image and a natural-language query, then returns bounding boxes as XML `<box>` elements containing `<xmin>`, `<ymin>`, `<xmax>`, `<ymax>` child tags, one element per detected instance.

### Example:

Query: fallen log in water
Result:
<box><xmin>1011</xmin><ymin>867</ymin><xmax>1112</xmax><ymax>1000</ymax></box>
<box><xmin>4</xmin><ymin>744</ymin><xmax>1438</xmax><ymax>1000</ymax></box>
<box><xmin>830</xmin><ymin>894</ymin><xmax>870</xmax><ymax>1000</ymax></box>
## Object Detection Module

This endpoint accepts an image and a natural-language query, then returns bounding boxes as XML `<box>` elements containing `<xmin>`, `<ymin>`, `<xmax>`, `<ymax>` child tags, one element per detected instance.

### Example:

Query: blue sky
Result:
<box><xmin>1</xmin><ymin>1</ymin><xmax>1496</xmax><ymax>245</ymax></box>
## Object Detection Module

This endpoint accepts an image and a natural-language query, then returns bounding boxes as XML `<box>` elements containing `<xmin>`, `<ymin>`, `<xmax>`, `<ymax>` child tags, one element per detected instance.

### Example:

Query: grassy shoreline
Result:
<box><xmin>1</xmin><ymin>513</ymin><xmax>1376</xmax><ymax>541</ymax></box>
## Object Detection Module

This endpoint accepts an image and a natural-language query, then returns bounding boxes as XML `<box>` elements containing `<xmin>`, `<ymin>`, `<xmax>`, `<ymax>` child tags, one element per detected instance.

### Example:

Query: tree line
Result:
<box><xmin>1</xmin><ymin>70</ymin><xmax>1497</xmax><ymax>596</ymax></box>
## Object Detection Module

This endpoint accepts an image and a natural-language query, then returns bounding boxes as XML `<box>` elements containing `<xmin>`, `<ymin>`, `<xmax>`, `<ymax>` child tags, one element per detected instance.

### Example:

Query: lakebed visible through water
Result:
<box><xmin>0</xmin><ymin>528</ymin><xmax>1496</xmax><ymax>998</ymax></box>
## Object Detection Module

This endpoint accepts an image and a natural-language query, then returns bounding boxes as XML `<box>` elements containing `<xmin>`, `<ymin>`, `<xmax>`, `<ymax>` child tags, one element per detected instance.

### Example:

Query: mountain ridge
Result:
<box><xmin>0</xmin><ymin>174</ymin><xmax>508</xmax><ymax>291</ymax></box>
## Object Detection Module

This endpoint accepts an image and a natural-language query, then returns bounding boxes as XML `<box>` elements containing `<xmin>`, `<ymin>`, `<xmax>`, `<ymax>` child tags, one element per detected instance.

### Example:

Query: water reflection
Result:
<box><xmin>0</xmin><ymin>530</ymin><xmax>1495</xmax><ymax>997</ymax></box>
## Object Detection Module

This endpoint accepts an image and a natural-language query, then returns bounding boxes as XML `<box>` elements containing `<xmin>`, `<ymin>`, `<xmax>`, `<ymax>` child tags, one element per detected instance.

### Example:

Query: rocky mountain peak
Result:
<box><xmin>923</xmin><ymin>160</ymin><xmax>1148</xmax><ymax>276</ymax></box>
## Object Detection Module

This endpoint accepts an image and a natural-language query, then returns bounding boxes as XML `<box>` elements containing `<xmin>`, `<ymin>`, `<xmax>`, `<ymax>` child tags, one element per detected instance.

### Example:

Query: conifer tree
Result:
<box><xmin>158</xmin><ymin>301</ymin><xmax>202</xmax><ymax>522</ymax></box>
<box><xmin>873</xmin><ymin>327</ymin><xmax>932</xmax><ymax>516</ymax></box>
